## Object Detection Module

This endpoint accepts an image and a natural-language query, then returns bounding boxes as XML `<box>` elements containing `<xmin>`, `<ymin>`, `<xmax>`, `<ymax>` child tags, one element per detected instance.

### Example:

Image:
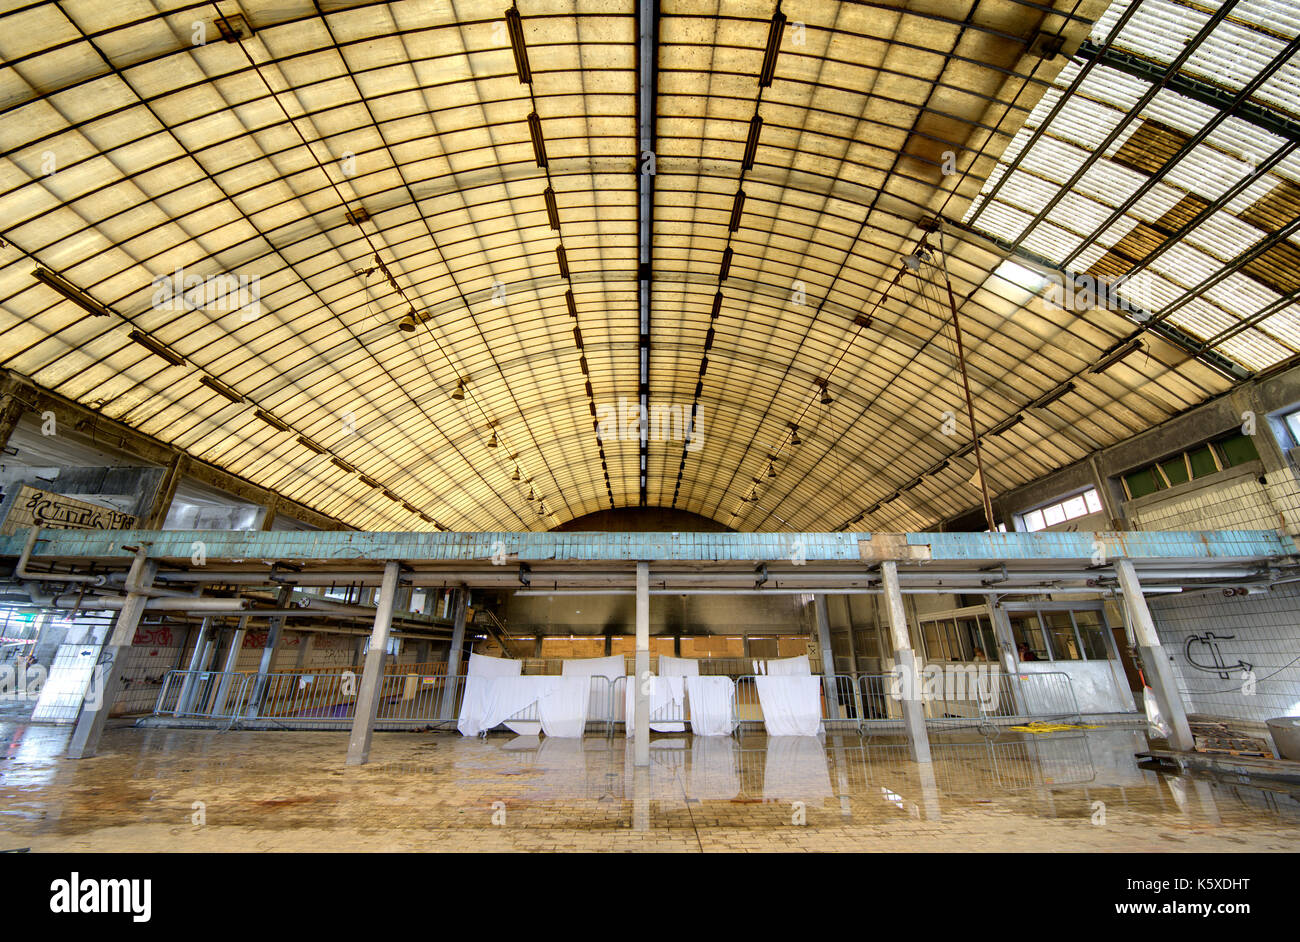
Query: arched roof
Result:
<box><xmin>1</xmin><ymin>0</ymin><xmax>1296</xmax><ymax>532</ymax></box>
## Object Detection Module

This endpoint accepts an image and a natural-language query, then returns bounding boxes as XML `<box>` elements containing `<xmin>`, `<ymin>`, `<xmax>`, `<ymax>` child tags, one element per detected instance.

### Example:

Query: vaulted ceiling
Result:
<box><xmin>1</xmin><ymin>0</ymin><xmax>1297</xmax><ymax>532</ymax></box>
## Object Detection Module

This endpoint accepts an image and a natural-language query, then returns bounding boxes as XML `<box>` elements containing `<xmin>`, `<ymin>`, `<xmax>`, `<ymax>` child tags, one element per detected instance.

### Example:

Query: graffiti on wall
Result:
<box><xmin>1183</xmin><ymin>631</ymin><xmax>1253</xmax><ymax>680</ymax></box>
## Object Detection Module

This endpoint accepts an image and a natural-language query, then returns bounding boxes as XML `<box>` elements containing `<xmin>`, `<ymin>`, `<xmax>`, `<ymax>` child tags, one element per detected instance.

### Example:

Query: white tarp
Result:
<box><xmin>685</xmin><ymin>675</ymin><xmax>737</xmax><ymax>736</ymax></box>
<box><xmin>754</xmin><ymin>675</ymin><xmax>822</xmax><ymax>736</ymax></box>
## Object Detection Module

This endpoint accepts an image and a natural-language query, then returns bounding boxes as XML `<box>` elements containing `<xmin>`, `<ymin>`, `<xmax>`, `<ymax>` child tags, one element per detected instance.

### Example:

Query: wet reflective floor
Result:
<box><xmin>1</xmin><ymin>721</ymin><xmax>1297</xmax><ymax>851</ymax></box>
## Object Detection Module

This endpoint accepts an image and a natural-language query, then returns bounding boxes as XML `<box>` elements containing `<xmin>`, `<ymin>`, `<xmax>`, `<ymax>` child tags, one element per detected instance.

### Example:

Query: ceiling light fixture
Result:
<box><xmin>1089</xmin><ymin>339</ymin><xmax>1143</xmax><ymax>374</ymax></box>
<box><xmin>710</xmin><ymin>291</ymin><xmax>723</xmax><ymax>320</ymax></box>
<box><xmin>719</xmin><ymin>246</ymin><xmax>733</xmax><ymax>283</ymax></box>
<box><xmin>296</xmin><ymin>435</ymin><xmax>327</xmax><ymax>455</ymax></box>
<box><xmin>556</xmin><ymin>244</ymin><xmax>569</xmax><ymax>279</ymax></box>
<box><xmin>728</xmin><ymin>189</ymin><xmax>746</xmax><ymax>232</ymax></box>
<box><xmin>505</xmin><ymin>4</ymin><xmax>532</xmax><ymax>84</ymax></box>
<box><xmin>788</xmin><ymin>422</ymin><xmax>801</xmax><ymax>445</ymax></box>
<box><xmin>527</xmin><ymin>111</ymin><xmax>548</xmax><ymax>168</ymax></box>
<box><xmin>128</xmin><ymin>330</ymin><xmax>186</xmax><ymax>366</ymax></box>
<box><xmin>200</xmin><ymin>375</ymin><xmax>244</xmax><ymax>404</ymax></box>
<box><xmin>255</xmin><ymin>409</ymin><xmax>290</xmax><ymax>433</ymax></box>
<box><xmin>487</xmin><ymin>428</ymin><xmax>498</xmax><ymax>448</ymax></box>
<box><xmin>758</xmin><ymin>3</ymin><xmax>787</xmax><ymax>88</ymax></box>
<box><xmin>741</xmin><ymin>113</ymin><xmax>763</xmax><ymax>170</ymax></box>
<box><xmin>32</xmin><ymin>267</ymin><xmax>113</xmax><ymax>317</ymax></box>
<box><xmin>1029</xmin><ymin>381</ymin><xmax>1075</xmax><ymax>409</ymax></box>
<box><xmin>816</xmin><ymin>378</ymin><xmax>833</xmax><ymax>405</ymax></box>
<box><xmin>544</xmin><ymin>186</ymin><xmax>560</xmax><ymax>229</ymax></box>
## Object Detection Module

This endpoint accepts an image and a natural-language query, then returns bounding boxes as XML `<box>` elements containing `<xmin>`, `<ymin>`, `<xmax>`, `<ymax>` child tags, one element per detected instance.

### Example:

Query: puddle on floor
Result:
<box><xmin>1</xmin><ymin>721</ymin><xmax>1296</xmax><ymax>851</ymax></box>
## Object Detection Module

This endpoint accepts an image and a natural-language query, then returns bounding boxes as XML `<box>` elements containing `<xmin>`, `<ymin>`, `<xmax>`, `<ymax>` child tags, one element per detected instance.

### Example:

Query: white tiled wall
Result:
<box><xmin>1149</xmin><ymin>586</ymin><xmax>1300</xmax><ymax>725</ymax></box>
<box><xmin>1128</xmin><ymin>467</ymin><xmax>1278</xmax><ymax>532</ymax></box>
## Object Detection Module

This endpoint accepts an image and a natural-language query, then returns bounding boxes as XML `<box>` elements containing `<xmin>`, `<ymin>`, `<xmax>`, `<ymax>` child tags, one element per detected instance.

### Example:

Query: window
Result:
<box><xmin>1011</xmin><ymin>608</ymin><xmax>1110</xmax><ymax>662</ymax></box>
<box><xmin>1021</xmin><ymin>488</ymin><xmax>1102</xmax><ymax>531</ymax></box>
<box><xmin>1120</xmin><ymin>432</ymin><xmax>1260</xmax><ymax>500</ymax></box>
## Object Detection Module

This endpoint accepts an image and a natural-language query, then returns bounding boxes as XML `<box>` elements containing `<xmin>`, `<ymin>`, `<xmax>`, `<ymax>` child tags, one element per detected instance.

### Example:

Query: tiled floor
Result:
<box><xmin>1</xmin><ymin>721</ymin><xmax>1297</xmax><ymax>851</ymax></box>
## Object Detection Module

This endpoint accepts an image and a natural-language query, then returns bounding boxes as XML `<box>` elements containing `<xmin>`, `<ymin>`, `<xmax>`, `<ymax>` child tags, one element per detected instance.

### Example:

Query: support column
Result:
<box><xmin>294</xmin><ymin>632</ymin><xmax>316</xmax><ymax>670</ymax></box>
<box><xmin>347</xmin><ymin>561</ymin><xmax>401</xmax><ymax>765</ymax></box>
<box><xmin>440</xmin><ymin>587</ymin><xmax>469</xmax><ymax>718</ymax></box>
<box><xmin>986</xmin><ymin>599</ymin><xmax>1019</xmax><ymax>676</ymax></box>
<box><xmin>176</xmin><ymin>617</ymin><xmax>214</xmax><ymax>714</ymax></box>
<box><xmin>634</xmin><ymin>561</ymin><xmax>649</xmax><ymax>767</ymax></box>
<box><xmin>813</xmin><ymin>594</ymin><xmax>839</xmax><ymax>720</ymax></box>
<box><xmin>1114</xmin><ymin>558</ymin><xmax>1194</xmax><ymax>751</ymax></box>
<box><xmin>244</xmin><ymin>585</ymin><xmax>292</xmax><ymax>718</ymax></box>
<box><xmin>985</xmin><ymin>599</ymin><xmax>1022</xmax><ymax>717</ymax></box>
<box><xmin>213</xmin><ymin>615</ymin><xmax>249</xmax><ymax>714</ymax></box>
<box><xmin>881</xmin><ymin>561</ymin><xmax>931</xmax><ymax>763</ymax></box>
<box><xmin>67</xmin><ymin>551</ymin><xmax>157</xmax><ymax>759</ymax></box>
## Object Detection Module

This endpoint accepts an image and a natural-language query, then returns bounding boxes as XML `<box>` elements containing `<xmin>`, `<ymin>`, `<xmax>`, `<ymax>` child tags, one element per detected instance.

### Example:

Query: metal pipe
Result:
<box><xmin>14</xmin><ymin>528</ymin><xmax>105</xmax><ymax>585</ymax></box>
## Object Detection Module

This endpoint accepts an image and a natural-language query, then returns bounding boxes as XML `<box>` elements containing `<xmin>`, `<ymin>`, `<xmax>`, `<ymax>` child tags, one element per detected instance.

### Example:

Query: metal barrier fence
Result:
<box><xmin>152</xmin><ymin>669</ymin><xmax>468</xmax><ymax>731</ymax></box>
<box><xmin>732</xmin><ymin>674</ymin><xmax>866</xmax><ymax>733</ymax></box>
<box><xmin>151</xmin><ymin>668</ymin><xmax>1081</xmax><ymax>736</ymax></box>
<box><xmin>154</xmin><ymin>670</ymin><xmax>252</xmax><ymax>726</ymax></box>
<box><xmin>856</xmin><ymin>669</ymin><xmax>1081</xmax><ymax>731</ymax></box>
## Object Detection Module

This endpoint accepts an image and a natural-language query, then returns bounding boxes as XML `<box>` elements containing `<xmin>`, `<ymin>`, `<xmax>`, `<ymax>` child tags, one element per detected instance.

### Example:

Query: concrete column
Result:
<box><xmin>843</xmin><ymin>598</ymin><xmax>859</xmax><ymax>674</ymax></box>
<box><xmin>985</xmin><ymin>599</ymin><xmax>1022</xmax><ymax>717</ymax></box>
<box><xmin>634</xmin><ymin>561</ymin><xmax>650</xmax><ymax>767</ymax></box>
<box><xmin>244</xmin><ymin>586</ymin><xmax>293</xmax><ymax>717</ymax></box>
<box><xmin>213</xmin><ymin>615</ymin><xmax>249</xmax><ymax>714</ymax></box>
<box><xmin>176</xmin><ymin>617</ymin><xmax>214</xmax><ymax>714</ymax></box>
<box><xmin>813</xmin><ymin>594</ymin><xmax>839</xmax><ymax>720</ymax></box>
<box><xmin>294</xmin><ymin>632</ymin><xmax>316</xmax><ymax>670</ymax></box>
<box><xmin>67</xmin><ymin>552</ymin><xmax>158</xmax><ymax>759</ymax></box>
<box><xmin>1114</xmin><ymin>558</ymin><xmax>1194</xmax><ymax>751</ymax></box>
<box><xmin>881</xmin><ymin>561</ymin><xmax>931</xmax><ymax>763</ymax></box>
<box><xmin>440</xmin><ymin>587</ymin><xmax>469</xmax><ymax>718</ymax></box>
<box><xmin>986</xmin><ymin>600</ymin><xmax>1020</xmax><ymax>676</ymax></box>
<box><xmin>347</xmin><ymin>561</ymin><xmax>401</xmax><ymax>765</ymax></box>
<box><xmin>446</xmin><ymin>587</ymin><xmax>469</xmax><ymax>679</ymax></box>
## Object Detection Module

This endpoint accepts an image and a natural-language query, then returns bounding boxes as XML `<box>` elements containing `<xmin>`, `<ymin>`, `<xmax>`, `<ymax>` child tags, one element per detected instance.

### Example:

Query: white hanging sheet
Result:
<box><xmin>457</xmin><ymin>654</ymin><xmax>522</xmax><ymax>736</ymax></box>
<box><xmin>562</xmin><ymin>655</ymin><xmax>625</xmax><ymax>721</ymax></box>
<box><xmin>754</xmin><ymin>675</ymin><xmax>823</xmax><ymax>736</ymax></box>
<box><xmin>763</xmin><ymin>735</ymin><xmax>833</xmax><ymax>801</ymax></box>
<box><xmin>685</xmin><ymin>675</ymin><xmax>737</xmax><ymax>736</ymax></box>
<box><xmin>458</xmin><ymin>676</ymin><xmax>550</xmax><ymax>737</ymax></box>
<box><xmin>764</xmin><ymin>654</ymin><xmax>812</xmax><ymax>675</ymax></box>
<box><xmin>656</xmin><ymin>654</ymin><xmax>700</xmax><ymax>677</ymax></box>
<box><xmin>623</xmin><ymin>675</ymin><xmax>686</xmax><ymax>735</ymax></box>
<box><xmin>561</xmin><ymin>655</ymin><xmax>625</xmax><ymax>677</ymax></box>
<box><xmin>538</xmin><ymin>676</ymin><xmax>591</xmax><ymax>738</ymax></box>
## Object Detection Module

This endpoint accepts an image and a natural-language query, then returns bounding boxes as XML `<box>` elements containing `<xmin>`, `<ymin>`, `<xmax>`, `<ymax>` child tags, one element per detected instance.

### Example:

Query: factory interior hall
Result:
<box><xmin>1</xmin><ymin>0</ymin><xmax>1300</xmax><ymax>875</ymax></box>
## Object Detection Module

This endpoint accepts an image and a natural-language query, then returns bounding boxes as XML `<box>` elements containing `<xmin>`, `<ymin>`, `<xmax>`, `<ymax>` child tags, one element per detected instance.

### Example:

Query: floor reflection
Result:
<box><xmin>1</xmin><ymin>720</ymin><xmax>1297</xmax><ymax>851</ymax></box>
